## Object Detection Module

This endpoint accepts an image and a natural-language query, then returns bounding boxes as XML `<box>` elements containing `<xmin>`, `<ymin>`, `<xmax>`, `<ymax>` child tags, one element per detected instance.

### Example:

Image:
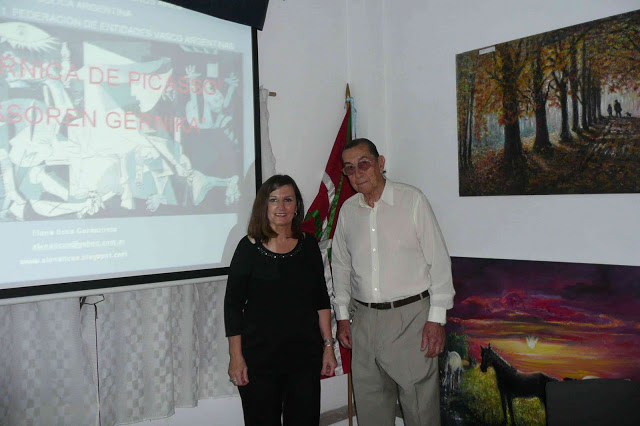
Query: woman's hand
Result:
<box><xmin>321</xmin><ymin>345</ymin><xmax>338</xmax><ymax>376</ymax></box>
<box><xmin>228</xmin><ymin>354</ymin><xmax>249</xmax><ymax>387</ymax></box>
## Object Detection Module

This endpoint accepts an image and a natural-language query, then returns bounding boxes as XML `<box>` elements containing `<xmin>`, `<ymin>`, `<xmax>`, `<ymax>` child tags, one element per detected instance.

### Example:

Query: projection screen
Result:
<box><xmin>0</xmin><ymin>0</ymin><xmax>259</xmax><ymax>301</ymax></box>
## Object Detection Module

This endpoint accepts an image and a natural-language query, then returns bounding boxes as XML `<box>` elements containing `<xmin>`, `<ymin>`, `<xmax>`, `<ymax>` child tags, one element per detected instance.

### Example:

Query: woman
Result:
<box><xmin>224</xmin><ymin>174</ymin><xmax>338</xmax><ymax>425</ymax></box>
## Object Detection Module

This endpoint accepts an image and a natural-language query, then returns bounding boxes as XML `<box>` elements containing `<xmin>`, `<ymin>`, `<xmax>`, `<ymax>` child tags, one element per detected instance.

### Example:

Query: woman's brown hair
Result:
<box><xmin>247</xmin><ymin>174</ymin><xmax>305</xmax><ymax>242</ymax></box>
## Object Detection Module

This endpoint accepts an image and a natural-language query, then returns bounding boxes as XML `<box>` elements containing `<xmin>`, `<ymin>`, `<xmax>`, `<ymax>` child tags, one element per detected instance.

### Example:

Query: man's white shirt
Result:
<box><xmin>331</xmin><ymin>180</ymin><xmax>455</xmax><ymax>324</ymax></box>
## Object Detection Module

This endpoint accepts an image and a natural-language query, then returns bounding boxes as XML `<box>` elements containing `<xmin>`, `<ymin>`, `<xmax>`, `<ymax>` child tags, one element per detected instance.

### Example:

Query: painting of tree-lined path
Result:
<box><xmin>457</xmin><ymin>10</ymin><xmax>640</xmax><ymax>196</ymax></box>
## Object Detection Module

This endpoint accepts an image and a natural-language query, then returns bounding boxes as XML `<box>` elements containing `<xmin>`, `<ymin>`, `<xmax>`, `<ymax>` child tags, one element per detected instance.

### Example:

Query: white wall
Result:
<box><xmin>346</xmin><ymin>0</ymin><xmax>389</xmax><ymax>152</ymax></box>
<box><xmin>258</xmin><ymin>0</ymin><xmax>388</xmax><ymax>195</ymax></box>
<box><xmin>257</xmin><ymin>0</ymin><xmax>349</xmax><ymax>200</ymax></box>
<box><xmin>385</xmin><ymin>0</ymin><xmax>640</xmax><ymax>267</ymax></box>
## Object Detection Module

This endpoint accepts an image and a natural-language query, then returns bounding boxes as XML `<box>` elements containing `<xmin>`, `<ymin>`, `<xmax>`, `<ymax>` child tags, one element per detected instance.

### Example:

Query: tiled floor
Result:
<box><xmin>321</xmin><ymin>402</ymin><xmax>406</xmax><ymax>426</ymax></box>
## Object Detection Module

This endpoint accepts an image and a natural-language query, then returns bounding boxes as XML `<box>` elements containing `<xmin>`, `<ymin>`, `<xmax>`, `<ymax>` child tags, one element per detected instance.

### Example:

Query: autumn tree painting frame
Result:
<box><xmin>457</xmin><ymin>10</ymin><xmax>640</xmax><ymax>196</ymax></box>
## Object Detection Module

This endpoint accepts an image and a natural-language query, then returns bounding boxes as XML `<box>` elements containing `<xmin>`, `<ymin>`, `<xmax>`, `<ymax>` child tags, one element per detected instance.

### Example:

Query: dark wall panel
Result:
<box><xmin>164</xmin><ymin>0</ymin><xmax>269</xmax><ymax>30</ymax></box>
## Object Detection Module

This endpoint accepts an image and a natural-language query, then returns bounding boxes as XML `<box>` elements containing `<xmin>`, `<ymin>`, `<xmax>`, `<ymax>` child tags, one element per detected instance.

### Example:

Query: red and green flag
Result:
<box><xmin>302</xmin><ymin>87</ymin><xmax>356</xmax><ymax>376</ymax></box>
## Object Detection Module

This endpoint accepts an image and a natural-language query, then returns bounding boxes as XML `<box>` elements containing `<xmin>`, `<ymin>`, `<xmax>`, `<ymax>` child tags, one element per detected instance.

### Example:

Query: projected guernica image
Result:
<box><xmin>1</xmin><ymin>22</ymin><xmax>242</xmax><ymax>220</ymax></box>
<box><xmin>0</xmin><ymin>1</ymin><xmax>255</xmax><ymax>291</ymax></box>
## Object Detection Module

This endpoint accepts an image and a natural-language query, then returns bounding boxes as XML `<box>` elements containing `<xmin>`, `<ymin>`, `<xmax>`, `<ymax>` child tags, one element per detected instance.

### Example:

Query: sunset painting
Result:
<box><xmin>439</xmin><ymin>257</ymin><xmax>640</xmax><ymax>425</ymax></box>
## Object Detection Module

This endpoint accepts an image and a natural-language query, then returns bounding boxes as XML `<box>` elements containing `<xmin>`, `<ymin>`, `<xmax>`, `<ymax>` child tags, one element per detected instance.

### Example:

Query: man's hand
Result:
<box><xmin>337</xmin><ymin>320</ymin><xmax>352</xmax><ymax>349</ymax></box>
<box><xmin>421</xmin><ymin>321</ymin><xmax>445</xmax><ymax>358</ymax></box>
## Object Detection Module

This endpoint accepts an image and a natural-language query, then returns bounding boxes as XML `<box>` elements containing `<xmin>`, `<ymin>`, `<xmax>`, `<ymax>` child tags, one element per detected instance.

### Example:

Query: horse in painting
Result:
<box><xmin>480</xmin><ymin>343</ymin><xmax>556</xmax><ymax>425</ymax></box>
<box><xmin>442</xmin><ymin>350</ymin><xmax>463</xmax><ymax>391</ymax></box>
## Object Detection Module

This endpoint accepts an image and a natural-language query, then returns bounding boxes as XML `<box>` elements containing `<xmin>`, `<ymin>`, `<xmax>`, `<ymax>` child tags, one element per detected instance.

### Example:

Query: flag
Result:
<box><xmin>302</xmin><ymin>86</ymin><xmax>356</xmax><ymax>376</ymax></box>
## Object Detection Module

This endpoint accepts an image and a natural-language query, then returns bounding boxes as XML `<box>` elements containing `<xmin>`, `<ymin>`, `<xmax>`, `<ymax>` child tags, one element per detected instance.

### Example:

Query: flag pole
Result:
<box><xmin>348</xmin><ymin>371</ymin><xmax>354</xmax><ymax>426</ymax></box>
<box><xmin>301</xmin><ymin>83</ymin><xmax>356</xmax><ymax>424</ymax></box>
<box><xmin>345</xmin><ymin>83</ymin><xmax>354</xmax><ymax>426</ymax></box>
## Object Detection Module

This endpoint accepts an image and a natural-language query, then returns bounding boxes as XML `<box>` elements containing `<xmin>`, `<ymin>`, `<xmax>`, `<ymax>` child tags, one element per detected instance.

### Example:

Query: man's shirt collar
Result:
<box><xmin>357</xmin><ymin>179</ymin><xmax>394</xmax><ymax>208</ymax></box>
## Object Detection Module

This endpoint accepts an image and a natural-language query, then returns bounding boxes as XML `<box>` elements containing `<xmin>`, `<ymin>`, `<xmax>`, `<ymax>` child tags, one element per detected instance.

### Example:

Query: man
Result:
<box><xmin>614</xmin><ymin>99</ymin><xmax>622</xmax><ymax>118</ymax></box>
<box><xmin>332</xmin><ymin>138</ymin><xmax>455</xmax><ymax>426</ymax></box>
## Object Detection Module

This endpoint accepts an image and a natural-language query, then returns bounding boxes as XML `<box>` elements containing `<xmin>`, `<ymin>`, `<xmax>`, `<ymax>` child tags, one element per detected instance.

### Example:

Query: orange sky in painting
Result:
<box><xmin>464</xmin><ymin>321</ymin><xmax>637</xmax><ymax>380</ymax></box>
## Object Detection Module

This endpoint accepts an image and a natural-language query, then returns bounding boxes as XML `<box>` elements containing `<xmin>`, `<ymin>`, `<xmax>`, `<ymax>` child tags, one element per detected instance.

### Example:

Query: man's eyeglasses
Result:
<box><xmin>342</xmin><ymin>158</ymin><xmax>374</xmax><ymax>176</ymax></box>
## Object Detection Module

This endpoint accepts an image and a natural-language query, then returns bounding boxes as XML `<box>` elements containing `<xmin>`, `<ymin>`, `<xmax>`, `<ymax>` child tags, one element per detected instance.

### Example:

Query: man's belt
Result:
<box><xmin>354</xmin><ymin>289</ymin><xmax>429</xmax><ymax>310</ymax></box>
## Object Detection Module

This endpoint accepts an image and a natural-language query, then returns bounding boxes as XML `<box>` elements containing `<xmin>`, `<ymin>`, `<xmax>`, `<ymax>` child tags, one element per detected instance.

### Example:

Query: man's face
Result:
<box><xmin>342</xmin><ymin>144</ymin><xmax>385</xmax><ymax>197</ymax></box>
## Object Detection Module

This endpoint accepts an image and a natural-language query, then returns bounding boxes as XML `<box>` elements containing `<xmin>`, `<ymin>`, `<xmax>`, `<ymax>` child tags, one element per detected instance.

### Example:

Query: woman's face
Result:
<box><xmin>266</xmin><ymin>184</ymin><xmax>297</xmax><ymax>231</ymax></box>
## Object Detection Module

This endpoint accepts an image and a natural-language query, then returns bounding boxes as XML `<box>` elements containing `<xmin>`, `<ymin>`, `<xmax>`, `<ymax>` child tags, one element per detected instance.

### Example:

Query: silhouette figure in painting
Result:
<box><xmin>614</xmin><ymin>100</ymin><xmax>622</xmax><ymax>117</ymax></box>
<box><xmin>480</xmin><ymin>343</ymin><xmax>556</xmax><ymax>425</ymax></box>
<box><xmin>607</xmin><ymin>104</ymin><xmax>613</xmax><ymax>117</ymax></box>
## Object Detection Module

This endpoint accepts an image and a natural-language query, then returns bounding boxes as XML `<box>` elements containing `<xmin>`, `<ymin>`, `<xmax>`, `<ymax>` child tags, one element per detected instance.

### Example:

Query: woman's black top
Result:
<box><xmin>224</xmin><ymin>234</ymin><xmax>330</xmax><ymax>373</ymax></box>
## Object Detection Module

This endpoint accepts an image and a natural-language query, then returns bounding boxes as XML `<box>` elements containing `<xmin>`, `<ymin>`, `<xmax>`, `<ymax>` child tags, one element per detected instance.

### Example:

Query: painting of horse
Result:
<box><xmin>439</xmin><ymin>257</ymin><xmax>640</xmax><ymax>425</ymax></box>
<box><xmin>480</xmin><ymin>344</ymin><xmax>556</xmax><ymax>425</ymax></box>
<box><xmin>442</xmin><ymin>350</ymin><xmax>463</xmax><ymax>392</ymax></box>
